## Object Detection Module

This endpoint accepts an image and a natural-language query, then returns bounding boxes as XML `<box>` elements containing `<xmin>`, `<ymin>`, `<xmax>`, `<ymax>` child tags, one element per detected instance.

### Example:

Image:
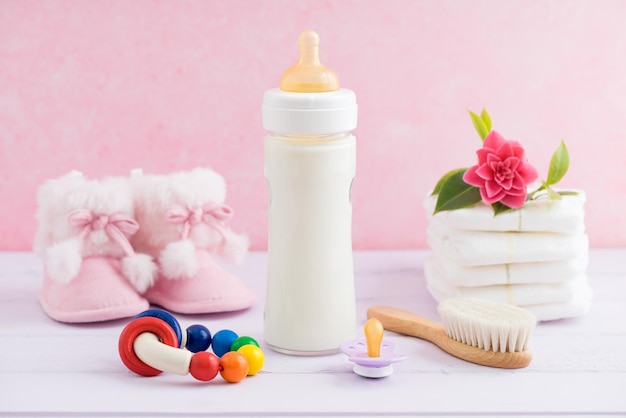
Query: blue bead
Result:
<box><xmin>211</xmin><ymin>329</ymin><xmax>239</xmax><ymax>357</ymax></box>
<box><xmin>186</xmin><ymin>324</ymin><xmax>212</xmax><ymax>353</ymax></box>
<box><xmin>134</xmin><ymin>309</ymin><xmax>183</xmax><ymax>348</ymax></box>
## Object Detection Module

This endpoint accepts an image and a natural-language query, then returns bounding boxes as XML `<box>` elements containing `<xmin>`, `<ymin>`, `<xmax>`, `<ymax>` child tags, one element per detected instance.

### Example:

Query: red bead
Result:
<box><xmin>219</xmin><ymin>351</ymin><xmax>249</xmax><ymax>383</ymax></box>
<box><xmin>189</xmin><ymin>352</ymin><xmax>220</xmax><ymax>382</ymax></box>
<box><xmin>118</xmin><ymin>316</ymin><xmax>179</xmax><ymax>377</ymax></box>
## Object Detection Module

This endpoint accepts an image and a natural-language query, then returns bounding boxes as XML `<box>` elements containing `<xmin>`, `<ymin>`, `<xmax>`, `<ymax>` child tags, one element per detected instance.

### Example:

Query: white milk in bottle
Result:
<box><xmin>262</xmin><ymin>30</ymin><xmax>358</xmax><ymax>355</ymax></box>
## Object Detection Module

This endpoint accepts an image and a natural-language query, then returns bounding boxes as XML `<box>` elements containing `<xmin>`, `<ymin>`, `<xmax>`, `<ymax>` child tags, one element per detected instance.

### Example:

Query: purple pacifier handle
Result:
<box><xmin>341</xmin><ymin>339</ymin><xmax>407</xmax><ymax>367</ymax></box>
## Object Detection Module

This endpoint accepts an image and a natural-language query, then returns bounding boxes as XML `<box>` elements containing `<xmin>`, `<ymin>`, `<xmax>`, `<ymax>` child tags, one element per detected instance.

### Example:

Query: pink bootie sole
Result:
<box><xmin>144</xmin><ymin>250</ymin><xmax>255</xmax><ymax>314</ymax></box>
<box><xmin>39</xmin><ymin>256</ymin><xmax>149</xmax><ymax>323</ymax></box>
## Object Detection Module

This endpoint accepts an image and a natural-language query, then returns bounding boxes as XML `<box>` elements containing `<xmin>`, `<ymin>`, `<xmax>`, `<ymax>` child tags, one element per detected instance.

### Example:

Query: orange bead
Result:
<box><xmin>189</xmin><ymin>352</ymin><xmax>220</xmax><ymax>382</ymax></box>
<box><xmin>219</xmin><ymin>352</ymin><xmax>249</xmax><ymax>383</ymax></box>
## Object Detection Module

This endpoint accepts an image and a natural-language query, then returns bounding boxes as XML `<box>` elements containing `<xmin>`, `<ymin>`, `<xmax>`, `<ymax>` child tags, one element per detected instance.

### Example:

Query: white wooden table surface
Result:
<box><xmin>1</xmin><ymin>249</ymin><xmax>625</xmax><ymax>417</ymax></box>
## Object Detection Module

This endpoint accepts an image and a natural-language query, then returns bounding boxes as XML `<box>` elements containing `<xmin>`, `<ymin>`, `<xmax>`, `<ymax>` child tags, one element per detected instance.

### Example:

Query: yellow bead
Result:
<box><xmin>237</xmin><ymin>345</ymin><xmax>265</xmax><ymax>376</ymax></box>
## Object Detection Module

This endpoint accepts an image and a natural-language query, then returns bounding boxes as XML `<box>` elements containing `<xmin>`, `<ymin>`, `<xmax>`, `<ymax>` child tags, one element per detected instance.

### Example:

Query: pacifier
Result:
<box><xmin>340</xmin><ymin>318</ymin><xmax>406</xmax><ymax>378</ymax></box>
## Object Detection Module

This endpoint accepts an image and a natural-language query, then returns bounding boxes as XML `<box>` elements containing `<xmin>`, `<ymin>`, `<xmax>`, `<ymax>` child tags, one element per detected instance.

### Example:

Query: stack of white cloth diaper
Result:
<box><xmin>424</xmin><ymin>191</ymin><xmax>592</xmax><ymax>321</ymax></box>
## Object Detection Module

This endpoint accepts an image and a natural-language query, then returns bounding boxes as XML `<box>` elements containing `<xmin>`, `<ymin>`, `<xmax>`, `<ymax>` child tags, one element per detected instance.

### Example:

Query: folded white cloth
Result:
<box><xmin>426</xmin><ymin>271</ymin><xmax>593</xmax><ymax>321</ymax></box>
<box><xmin>427</xmin><ymin>223</ymin><xmax>589</xmax><ymax>266</ymax></box>
<box><xmin>425</xmin><ymin>254</ymin><xmax>588</xmax><ymax>287</ymax></box>
<box><xmin>523</xmin><ymin>285</ymin><xmax>593</xmax><ymax>321</ymax></box>
<box><xmin>426</xmin><ymin>265</ymin><xmax>589</xmax><ymax>306</ymax></box>
<box><xmin>424</xmin><ymin>190</ymin><xmax>586</xmax><ymax>234</ymax></box>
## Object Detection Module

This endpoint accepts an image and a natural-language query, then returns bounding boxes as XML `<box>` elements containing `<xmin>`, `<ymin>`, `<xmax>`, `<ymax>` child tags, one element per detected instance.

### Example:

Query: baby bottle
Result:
<box><xmin>262</xmin><ymin>30</ymin><xmax>358</xmax><ymax>355</ymax></box>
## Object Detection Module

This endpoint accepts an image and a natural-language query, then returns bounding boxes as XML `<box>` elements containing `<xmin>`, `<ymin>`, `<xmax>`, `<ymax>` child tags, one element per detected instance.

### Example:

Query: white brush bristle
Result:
<box><xmin>438</xmin><ymin>298</ymin><xmax>537</xmax><ymax>353</ymax></box>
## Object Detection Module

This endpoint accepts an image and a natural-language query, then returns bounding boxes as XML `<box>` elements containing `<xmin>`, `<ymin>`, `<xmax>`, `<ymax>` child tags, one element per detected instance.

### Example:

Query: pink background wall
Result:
<box><xmin>1</xmin><ymin>0</ymin><xmax>625</xmax><ymax>251</ymax></box>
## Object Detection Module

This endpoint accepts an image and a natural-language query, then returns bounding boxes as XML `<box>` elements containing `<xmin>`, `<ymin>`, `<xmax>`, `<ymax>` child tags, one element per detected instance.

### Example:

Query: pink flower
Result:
<box><xmin>463</xmin><ymin>131</ymin><xmax>538</xmax><ymax>208</ymax></box>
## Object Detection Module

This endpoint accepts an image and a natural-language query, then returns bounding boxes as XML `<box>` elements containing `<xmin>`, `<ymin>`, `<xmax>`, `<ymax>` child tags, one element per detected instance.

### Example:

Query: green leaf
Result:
<box><xmin>480</xmin><ymin>108</ymin><xmax>492</xmax><ymax>132</ymax></box>
<box><xmin>545</xmin><ymin>184</ymin><xmax>562</xmax><ymax>200</ymax></box>
<box><xmin>492</xmin><ymin>201</ymin><xmax>514</xmax><ymax>216</ymax></box>
<box><xmin>434</xmin><ymin>170</ymin><xmax>482</xmax><ymax>214</ymax></box>
<box><xmin>431</xmin><ymin>168</ymin><xmax>467</xmax><ymax>196</ymax></box>
<box><xmin>557</xmin><ymin>190</ymin><xmax>578</xmax><ymax>197</ymax></box>
<box><xmin>469</xmin><ymin>110</ymin><xmax>489</xmax><ymax>141</ymax></box>
<box><xmin>546</xmin><ymin>140</ymin><xmax>570</xmax><ymax>186</ymax></box>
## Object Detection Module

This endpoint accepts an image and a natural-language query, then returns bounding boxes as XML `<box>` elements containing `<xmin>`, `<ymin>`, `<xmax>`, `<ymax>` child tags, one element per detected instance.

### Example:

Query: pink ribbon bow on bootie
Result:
<box><xmin>164</xmin><ymin>203</ymin><xmax>233</xmax><ymax>241</ymax></box>
<box><xmin>68</xmin><ymin>209</ymin><xmax>140</xmax><ymax>256</ymax></box>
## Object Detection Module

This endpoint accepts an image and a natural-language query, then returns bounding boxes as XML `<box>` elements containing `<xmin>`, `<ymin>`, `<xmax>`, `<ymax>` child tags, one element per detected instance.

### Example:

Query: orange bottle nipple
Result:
<box><xmin>280</xmin><ymin>30</ymin><xmax>340</xmax><ymax>93</ymax></box>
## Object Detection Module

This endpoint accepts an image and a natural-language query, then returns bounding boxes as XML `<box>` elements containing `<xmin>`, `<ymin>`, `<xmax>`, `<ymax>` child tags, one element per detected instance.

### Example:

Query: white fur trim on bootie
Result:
<box><xmin>121</xmin><ymin>253</ymin><xmax>158</xmax><ymax>293</ymax></box>
<box><xmin>159</xmin><ymin>239</ymin><xmax>199</xmax><ymax>279</ymax></box>
<box><xmin>45</xmin><ymin>238</ymin><xmax>83</xmax><ymax>283</ymax></box>
<box><xmin>220</xmin><ymin>230</ymin><xmax>249</xmax><ymax>265</ymax></box>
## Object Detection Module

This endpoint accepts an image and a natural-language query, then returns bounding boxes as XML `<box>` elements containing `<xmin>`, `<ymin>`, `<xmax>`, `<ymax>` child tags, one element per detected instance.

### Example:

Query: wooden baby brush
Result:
<box><xmin>367</xmin><ymin>298</ymin><xmax>537</xmax><ymax>369</ymax></box>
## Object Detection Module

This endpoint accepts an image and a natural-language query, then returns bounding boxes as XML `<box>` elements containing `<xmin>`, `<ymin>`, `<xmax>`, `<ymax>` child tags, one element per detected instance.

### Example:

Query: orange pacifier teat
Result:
<box><xmin>364</xmin><ymin>317</ymin><xmax>384</xmax><ymax>358</ymax></box>
<box><xmin>280</xmin><ymin>30</ymin><xmax>340</xmax><ymax>93</ymax></box>
<box><xmin>340</xmin><ymin>318</ymin><xmax>406</xmax><ymax>379</ymax></box>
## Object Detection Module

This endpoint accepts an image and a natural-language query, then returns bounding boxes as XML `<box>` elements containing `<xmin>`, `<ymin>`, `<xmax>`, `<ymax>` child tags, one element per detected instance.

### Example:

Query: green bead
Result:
<box><xmin>230</xmin><ymin>336</ymin><xmax>260</xmax><ymax>352</ymax></box>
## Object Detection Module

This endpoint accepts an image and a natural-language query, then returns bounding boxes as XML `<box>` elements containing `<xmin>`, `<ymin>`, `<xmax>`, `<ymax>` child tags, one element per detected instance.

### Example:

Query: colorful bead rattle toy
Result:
<box><xmin>340</xmin><ymin>318</ymin><xmax>406</xmax><ymax>378</ymax></box>
<box><xmin>118</xmin><ymin>309</ymin><xmax>264</xmax><ymax>383</ymax></box>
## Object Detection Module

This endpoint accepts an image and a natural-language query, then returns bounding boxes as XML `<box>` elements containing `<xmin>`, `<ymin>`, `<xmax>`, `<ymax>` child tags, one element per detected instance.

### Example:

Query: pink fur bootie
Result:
<box><xmin>129</xmin><ymin>168</ymin><xmax>255</xmax><ymax>314</ymax></box>
<box><xmin>34</xmin><ymin>171</ymin><xmax>157</xmax><ymax>323</ymax></box>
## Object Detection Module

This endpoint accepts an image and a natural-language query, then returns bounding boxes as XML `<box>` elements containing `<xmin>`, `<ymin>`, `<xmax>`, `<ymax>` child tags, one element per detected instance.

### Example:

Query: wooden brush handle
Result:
<box><xmin>367</xmin><ymin>305</ymin><xmax>533</xmax><ymax>369</ymax></box>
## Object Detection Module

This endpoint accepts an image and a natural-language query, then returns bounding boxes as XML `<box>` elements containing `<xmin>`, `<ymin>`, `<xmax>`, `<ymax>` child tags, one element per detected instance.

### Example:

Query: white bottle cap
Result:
<box><xmin>263</xmin><ymin>30</ymin><xmax>357</xmax><ymax>135</ymax></box>
<box><xmin>262</xmin><ymin>88</ymin><xmax>358</xmax><ymax>135</ymax></box>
